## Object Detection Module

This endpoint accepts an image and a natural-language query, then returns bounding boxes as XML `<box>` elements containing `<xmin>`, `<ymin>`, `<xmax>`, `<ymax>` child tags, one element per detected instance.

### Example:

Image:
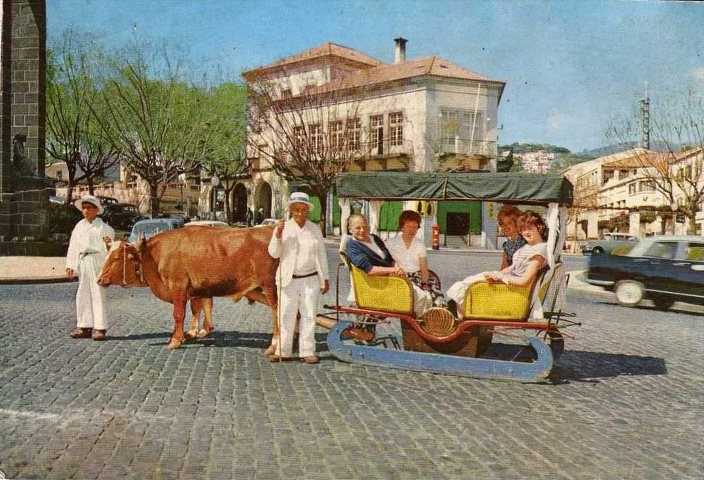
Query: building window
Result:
<box><xmin>619</xmin><ymin>169</ymin><xmax>629</xmax><ymax>179</ymax></box>
<box><xmin>329</xmin><ymin>121</ymin><xmax>343</xmax><ymax>151</ymax></box>
<box><xmin>280</xmin><ymin>89</ymin><xmax>292</xmax><ymax>99</ymax></box>
<box><xmin>347</xmin><ymin>117</ymin><xmax>361</xmax><ymax>151</ymax></box>
<box><xmin>389</xmin><ymin>111</ymin><xmax>403</xmax><ymax>146</ymax></box>
<box><xmin>603</xmin><ymin>170</ymin><xmax>614</xmax><ymax>184</ymax></box>
<box><xmin>56</xmin><ymin>170</ymin><xmax>63</xmax><ymax>181</ymax></box>
<box><xmin>628</xmin><ymin>182</ymin><xmax>636</xmax><ymax>195</ymax></box>
<box><xmin>370</xmin><ymin>114</ymin><xmax>384</xmax><ymax>154</ymax></box>
<box><xmin>440</xmin><ymin>109</ymin><xmax>480</xmax><ymax>150</ymax></box>
<box><xmin>293</xmin><ymin>125</ymin><xmax>305</xmax><ymax>148</ymax></box>
<box><xmin>310</xmin><ymin>124</ymin><xmax>323</xmax><ymax>155</ymax></box>
<box><xmin>639</xmin><ymin>180</ymin><xmax>655</xmax><ymax>192</ymax></box>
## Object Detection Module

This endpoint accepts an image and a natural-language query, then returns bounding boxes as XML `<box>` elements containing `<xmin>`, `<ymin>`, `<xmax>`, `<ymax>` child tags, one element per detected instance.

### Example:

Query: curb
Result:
<box><xmin>0</xmin><ymin>276</ymin><xmax>77</xmax><ymax>285</ymax></box>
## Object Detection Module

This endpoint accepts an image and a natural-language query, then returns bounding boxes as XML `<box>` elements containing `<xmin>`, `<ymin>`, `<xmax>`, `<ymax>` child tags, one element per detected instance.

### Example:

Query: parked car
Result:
<box><xmin>581</xmin><ymin>232</ymin><xmax>638</xmax><ymax>255</ymax></box>
<box><xmin>100</xmin><ymin>203</ymin><xmax>141</xmax><ymax>231</ymax></box>
<box><xmin>586</xmin><ymin>235</ymin><xmax>704</xmax><ymax>309</ymax></box>
<box><xmin>96</xmin><ymin>195</ymin><xmax>119</xmax><ymax>207</ymax></box>
<box><xmin>128</xmin><ymin>217</ymin><xmax>185</xmax><ymax>243</ymax></box>
<box><xmin>184</xmin><ymin>220</ymin><xmax>228</xmax><ymax>228</ymax></box>
<box><xmin>256</xmin><ymin>218</ymin><xmax>278</xmax><ymax>227</ymax></box>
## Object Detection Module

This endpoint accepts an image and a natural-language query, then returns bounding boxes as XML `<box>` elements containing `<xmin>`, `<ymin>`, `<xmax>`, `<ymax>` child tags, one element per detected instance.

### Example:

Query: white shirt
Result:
<box><xmin>293</xmin><ymin>221</ymin><xmax>319</xmax><ymax>275</ymax></box>
<box><xmin>66</xmin><ymin>218</ymin><xmax>115</xmax><ymax>271</ymax></box>
<box><xmin>387</xmin><ymin>235</ymin><xmax>426</xmax><ymax>273</ymax></box>
<box><xmin>359</xmin><ymin>239</ymin><xmax>384</xmax><ymax>259</ymax></box>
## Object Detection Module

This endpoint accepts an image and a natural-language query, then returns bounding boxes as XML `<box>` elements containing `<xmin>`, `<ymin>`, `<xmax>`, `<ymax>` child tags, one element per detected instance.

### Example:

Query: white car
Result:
<box><xmin>185</xmin><ymin>220</ymin><xmax>229</xmax><ymax>228</ymax></box>
<box><xmin>256</xmin><ymin>218</ymin><xmax>278</xmax><ymax>227</ymax></box>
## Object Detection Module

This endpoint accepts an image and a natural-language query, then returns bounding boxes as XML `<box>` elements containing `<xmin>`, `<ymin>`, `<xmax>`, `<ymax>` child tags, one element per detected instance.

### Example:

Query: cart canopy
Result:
<box><xmin>335</xmin><ymin>171</ymin><xmax>573</xmax><ymax>206</ymax></box>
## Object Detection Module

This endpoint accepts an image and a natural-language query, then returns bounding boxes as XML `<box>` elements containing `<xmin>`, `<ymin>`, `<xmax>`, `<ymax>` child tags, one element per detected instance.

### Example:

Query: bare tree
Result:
<box><xmin>46</xmin><ymin>30</ymin><xmax>119</xmax><ymax>201</ymax></box>
<box><xmin>94</xmin><ymin>45</ymin><xmax>213</xmax><ymax>215</ymax></box>
<box><xmin>607</xmin><ymin>92</ymin><xmax>704</xmax><ymax>234</ymax></box>
<box><xmin>247</xmin><ymin>78</ymin><xmax>365</xmax><ymax>235</ymax></box>
<box><xmin>200</xmin><ymin>82</ymin><xmax>249</xmax><ymax>222</ymax></box>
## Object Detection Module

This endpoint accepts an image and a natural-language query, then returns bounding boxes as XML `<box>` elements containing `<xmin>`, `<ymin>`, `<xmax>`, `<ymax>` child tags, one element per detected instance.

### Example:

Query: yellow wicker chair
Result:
<box><xmin>349</xmin><ymin>264</ymin><xmax>415</xmax><ymax>315</ymax></box>
<box><xmin>461</xmin><ymin>282</ymin><xmax>533</xmax><ymax>321</ymax></box>
<box><xmin>461</xmin><ymin>263</ymin><xmax>562</xmax><ymax>321</ymax></box>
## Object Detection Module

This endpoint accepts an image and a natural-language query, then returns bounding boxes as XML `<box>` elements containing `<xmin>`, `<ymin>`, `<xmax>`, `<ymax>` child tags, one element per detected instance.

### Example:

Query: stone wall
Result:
<box><xmin>0</xmin><ymin>0</ymin><xmax>47</xmax><ymax>239</ymax></box>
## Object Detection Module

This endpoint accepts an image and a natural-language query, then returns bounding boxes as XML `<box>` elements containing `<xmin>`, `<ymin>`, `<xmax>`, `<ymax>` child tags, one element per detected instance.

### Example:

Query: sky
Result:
<box><xmin>49</xmin><ymin>0</ymin><xmax>704</xmax><ymax>153</ymax></box>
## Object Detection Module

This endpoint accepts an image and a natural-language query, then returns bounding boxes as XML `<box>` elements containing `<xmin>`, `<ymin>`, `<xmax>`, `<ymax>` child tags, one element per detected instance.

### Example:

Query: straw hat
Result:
<box><xmin>287</xmin><ymin>191</ymin><xmax>314</xmax><ymax>209</ymax></box>
<box><xmin>74</xmin><ymin>194</ymin><xmax>104</xmax><ymax>215</ymax></box>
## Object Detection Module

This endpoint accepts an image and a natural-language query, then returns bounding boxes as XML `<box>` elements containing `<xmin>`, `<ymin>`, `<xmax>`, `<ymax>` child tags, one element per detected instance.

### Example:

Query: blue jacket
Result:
<box><xmin>347</xmin><ymin>234</ymin><xmax>394</xmax><ymax>273</ymax></box>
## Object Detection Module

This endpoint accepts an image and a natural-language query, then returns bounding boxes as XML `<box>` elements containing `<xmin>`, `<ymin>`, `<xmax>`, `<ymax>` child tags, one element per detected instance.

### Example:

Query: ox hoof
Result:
<box><xmin>196</xmin><ymin>328</ymin><xmax>212</xmax><ymax>338</ymax></box>
<box><xmin>167</xmin><ymin>338</ymin><xmax>184</xmax><ymax>350</ymax></box>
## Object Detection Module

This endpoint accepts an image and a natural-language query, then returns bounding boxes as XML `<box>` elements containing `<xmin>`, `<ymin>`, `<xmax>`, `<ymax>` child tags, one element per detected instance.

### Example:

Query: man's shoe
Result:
<box><xmin>70</xmin><ymin>328</ymin><xmax>92</xmax><ymax>339</ymax></box>
<box><xmin>301</xmin><ymin>355</ymin><xmax>319</xmax><ymax>365</ymax></box>
<box><xmin>268</xmin><ymin>354</ymin><xmax>293</xmax><ymax>363</ymax></box>
<box><xmin>92</xmin><ymin>329</ymin><xmax>106</xmax><ymax>341</ymax></box>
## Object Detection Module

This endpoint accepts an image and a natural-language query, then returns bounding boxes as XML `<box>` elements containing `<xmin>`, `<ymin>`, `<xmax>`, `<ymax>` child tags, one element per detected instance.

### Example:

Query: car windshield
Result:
<box><xmin>629</xmin><ymin>240</ymin><xmax>678</xmax><ymax>259</ymax></box>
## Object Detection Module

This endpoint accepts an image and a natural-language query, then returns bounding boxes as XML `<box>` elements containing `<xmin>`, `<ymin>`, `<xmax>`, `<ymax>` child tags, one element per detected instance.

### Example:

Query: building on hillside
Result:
<box><xmin>518</xmin><ymin>150</ymin><xmax>554</xmax><ymax>174</ymax></box>
<box><xmin>565</xmin><ymin>148</ymin><xmax>704</xmax><ymax>240</ymax></box>
<box><xmin>238</xmin><ymin>37</ymin><xmax>506</xmax><ymax>245</ymax></box>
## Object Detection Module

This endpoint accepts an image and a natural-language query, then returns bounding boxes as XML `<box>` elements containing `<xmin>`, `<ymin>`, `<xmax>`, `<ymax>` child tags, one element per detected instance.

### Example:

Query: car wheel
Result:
<box><xmin>652</xmin><ymin>296</ymin><xmax>675</xmax><ymax>310</ymax></box>
<box><xmin>614</xmin><ymin>280</ymin><xmax>644</xmax><ymax>307</ymax></box>
<box><xmin>592</xmin><ymin>246</ymin><xmax>604</xmax><ymax>255</ymax></box>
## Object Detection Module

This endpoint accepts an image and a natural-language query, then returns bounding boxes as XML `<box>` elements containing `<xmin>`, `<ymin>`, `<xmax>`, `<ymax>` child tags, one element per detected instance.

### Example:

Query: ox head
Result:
<box><xmin>97</xmin><ymin>240</ymin><xmax>147</xmax><ymax>287</ymax></box>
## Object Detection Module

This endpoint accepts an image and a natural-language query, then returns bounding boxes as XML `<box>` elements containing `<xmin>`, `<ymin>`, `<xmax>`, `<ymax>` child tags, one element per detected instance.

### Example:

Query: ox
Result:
<box><xmin>97</xmin><ymin>226</ymin><xmax>279</xmax><ymax>350</ymax></box>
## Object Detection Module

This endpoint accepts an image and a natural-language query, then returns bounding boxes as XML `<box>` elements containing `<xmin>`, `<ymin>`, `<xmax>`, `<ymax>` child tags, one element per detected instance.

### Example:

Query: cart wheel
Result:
<box><xmin>614</xmin><ymin>280</ymin><xmax>644</xmax><ymax>306</ymax></box>
<box><xmin>652</xmin><ymin>296</ymin><xmax>674</xmax><ymax>310</ymax></box>
<box><xmin>547</xmin><ymin>329</ymin><xmax>564</xmax><ymax>361</ymax></box>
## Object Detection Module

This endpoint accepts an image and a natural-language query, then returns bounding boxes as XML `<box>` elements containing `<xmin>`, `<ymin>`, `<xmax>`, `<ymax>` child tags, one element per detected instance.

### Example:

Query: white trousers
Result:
<box><xmin>446</xmin><ymin>273</ymin><xmax>486</xmax><ymax>314</ymax></box>
<box><xmin>277</xmin><ymin>276</ymin><xmax>319</xmax><ymax>357</ymax></box>
<box><xmin>76</xmin><ymin>255</ymin><xmax>107</xmax><ymax>330</ymax></box>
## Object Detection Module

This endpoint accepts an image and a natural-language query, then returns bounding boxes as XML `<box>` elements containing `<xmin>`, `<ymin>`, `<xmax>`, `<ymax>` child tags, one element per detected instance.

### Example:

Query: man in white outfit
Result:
<box><xmin>66</xmin><ymin>195</ymin><xmax>115</xmax><ymax>341</ymax></box>
<box><xmin>267</xmin><ymin>192</ymin><xmax>329</xmax><ymax>364</ymax></box>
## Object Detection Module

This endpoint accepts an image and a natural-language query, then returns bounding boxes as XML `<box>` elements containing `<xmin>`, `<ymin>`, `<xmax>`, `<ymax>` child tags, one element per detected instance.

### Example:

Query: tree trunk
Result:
<box><xmin>687</xmin><ymin>212</ymin><xmax>698</xmax><ymax>235</ymax></box>
<box><xmin>87</xmin><ymin>176</ymin><xmax>95</xmax><ymax>195</ymax></box>
<box><xmin>316</xmin><ymin>188</ymin><xmax>328</xmax><ymax>237</ymax></box>
<box><xmin>224</xmin><ymin>187</ymin><xmax>232</xmax><ymax>224</ymax></box>
<box><xmin>66</xmin><ymin>180</ymin><xmax>75</xmax><ymax>204</ymax></box>
<box><xmin>149</xmin><ymin>183</ymin><xmax>160</xmax><ymax>216</ymax></box>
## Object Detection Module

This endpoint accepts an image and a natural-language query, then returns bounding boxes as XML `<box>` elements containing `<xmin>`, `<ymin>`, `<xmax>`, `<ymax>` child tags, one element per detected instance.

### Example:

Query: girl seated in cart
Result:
<box><xmin>446</xmin><ymin>210</ymin><xmax>548</xmax><ymax>315</ymax></box>
<box><xmin>346</xmin><ymin>213</ymin><xmax>433</xmax><ymax>316</ymax></box>
<box><xmin>387</xmin><ymin>210</ymin><xmax>443</xmax><ymax>305</ymax></box>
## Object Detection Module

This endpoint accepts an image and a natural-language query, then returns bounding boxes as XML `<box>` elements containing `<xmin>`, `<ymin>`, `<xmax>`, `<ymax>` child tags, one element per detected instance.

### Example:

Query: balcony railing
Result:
<box><xmin>437</xmin><ymin>138</ymin><xmax>497</xmax><ymax>157</ymax></box>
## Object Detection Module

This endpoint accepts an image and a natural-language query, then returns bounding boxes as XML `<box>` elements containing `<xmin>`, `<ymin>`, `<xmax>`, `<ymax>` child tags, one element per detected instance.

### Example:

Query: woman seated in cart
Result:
<box><xmin>346</xmin><ymin>213</ymin><xmax>433</xmax><ymax>316</ymax></box>
<box><xmin>446</xmin><ymin>210</ymin><xmax>549</xmax><ymax>315</ymax></box>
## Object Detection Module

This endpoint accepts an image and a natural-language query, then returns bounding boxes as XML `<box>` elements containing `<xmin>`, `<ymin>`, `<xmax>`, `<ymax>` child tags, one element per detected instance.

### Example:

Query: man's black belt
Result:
<box><xmin>292</xmin><ymin>272</ymin><xmax>317</xmax><ymax>279</ymax></box>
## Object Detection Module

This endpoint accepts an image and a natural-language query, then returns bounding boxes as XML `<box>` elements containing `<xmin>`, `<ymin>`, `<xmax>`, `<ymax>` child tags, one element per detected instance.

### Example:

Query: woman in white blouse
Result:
<box><xmin>386</xmin><ymin>210</ymin><xmax>430</xmax><ymax>289</ymax></box>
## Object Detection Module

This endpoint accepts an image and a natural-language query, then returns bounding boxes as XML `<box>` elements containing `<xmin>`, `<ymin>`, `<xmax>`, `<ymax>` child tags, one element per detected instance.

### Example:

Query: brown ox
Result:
<box><xmin>97</xmin><ymin>225</ymin><xmax>278</xmax><ymax>350</ymax></box>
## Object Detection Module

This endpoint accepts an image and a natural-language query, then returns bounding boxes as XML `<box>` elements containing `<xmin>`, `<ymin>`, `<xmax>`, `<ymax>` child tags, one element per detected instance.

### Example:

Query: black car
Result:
<box><xmin>100</xmin><ymin>203</ymin><xmax>142</xmax><ymax>231</ymax></box>
<box><xmin>587</xmin><ymin>235</ymin><xmax>704</xmax><ymax>309</ymax></box>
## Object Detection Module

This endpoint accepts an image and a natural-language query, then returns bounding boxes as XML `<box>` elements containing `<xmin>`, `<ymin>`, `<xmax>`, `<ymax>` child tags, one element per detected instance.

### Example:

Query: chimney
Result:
<box><xmin>394</xmin><ymin>37</ymin><xmax>407</xmax><ymax>64</ymax></box>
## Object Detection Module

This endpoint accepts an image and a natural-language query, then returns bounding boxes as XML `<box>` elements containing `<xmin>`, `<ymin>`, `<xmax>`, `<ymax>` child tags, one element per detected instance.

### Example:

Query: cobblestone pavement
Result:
<box><xmin>0</xmin><ymin>248</ymin><xmax>702</xmax><ymax>480</ymax></box>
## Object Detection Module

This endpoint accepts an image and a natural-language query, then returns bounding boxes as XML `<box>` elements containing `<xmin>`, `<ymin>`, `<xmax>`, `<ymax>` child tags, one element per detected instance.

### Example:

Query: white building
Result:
<box><xmin>519</xmin><ymin>150</ymin><xmax>554</xmax><ymax>174</ymax></box>
<box><xmin>565</xmin><ymin>148</ymin><xmax>704</xmax><ymax>239</ymax></box>
<box><xmin>239</xmin><ymin>38</ymin><xmax>506</xmax><ymax>244</ymax></box>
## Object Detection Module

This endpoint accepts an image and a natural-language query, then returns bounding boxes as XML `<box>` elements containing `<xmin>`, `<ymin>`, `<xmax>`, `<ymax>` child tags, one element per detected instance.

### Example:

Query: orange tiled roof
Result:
<box><xmin>310</xmin><ymin>56</ymin><xmax>504</xmax><ymax>94</ymax></box>
<box><xmin>243</xmin><ymin>42</ymin><xmax>382</xmax><ymax>79</ymax></box>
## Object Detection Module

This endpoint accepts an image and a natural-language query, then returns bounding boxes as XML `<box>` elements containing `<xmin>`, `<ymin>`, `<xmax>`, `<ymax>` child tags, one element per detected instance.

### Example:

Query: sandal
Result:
<box><xmin>92</xmin><ymin>329</ymin><xmax>106</xmax><ymax>341</ymax></box>
<box><xmin>70</xmin><ymin>327</ymin><xmax>92</xmax><ymax>339</ymax></box>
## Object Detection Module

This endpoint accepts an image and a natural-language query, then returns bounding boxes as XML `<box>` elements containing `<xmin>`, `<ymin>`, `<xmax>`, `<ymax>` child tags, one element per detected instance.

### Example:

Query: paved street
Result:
<box><xmin>0</xmin><ymin>247</ymin><xmax>702</xmax><ymax>480</ymax></box>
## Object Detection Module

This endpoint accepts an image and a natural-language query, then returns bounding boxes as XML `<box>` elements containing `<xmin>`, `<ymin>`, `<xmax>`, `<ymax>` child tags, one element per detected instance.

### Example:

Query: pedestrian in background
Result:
<box><xmin>267</xmin><ymin>192</ymin><xmax>329</xmax><ymax>364</ymax></box>
<box><xmin>66</xmin><ymin>195</ymin><xmax>115</xmax><ymax>341</ymax></box>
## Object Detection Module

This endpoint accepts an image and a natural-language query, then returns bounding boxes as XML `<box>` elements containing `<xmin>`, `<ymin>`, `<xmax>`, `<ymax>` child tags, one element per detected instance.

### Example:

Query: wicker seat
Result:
<box><xmin>348</xmin><ymin>264</ymin><xmax>415</xmax><ymax>315</ymax></box>
<box><xmin>461</xmin><ymin>263</ymin><xmax>563</xmax><ymax>321</ymax></box>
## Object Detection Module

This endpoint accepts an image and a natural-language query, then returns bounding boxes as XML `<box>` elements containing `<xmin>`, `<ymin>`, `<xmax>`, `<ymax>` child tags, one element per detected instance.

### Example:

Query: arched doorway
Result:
<box><xmin>254</xmin><ymin>181</ymin><xmax>272</xmax><ymax>222</ymax></box>
<box><xmin>232</xmin><ymin>183</ymin><xmax>248</xmax><ymax>223</ymax></box>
